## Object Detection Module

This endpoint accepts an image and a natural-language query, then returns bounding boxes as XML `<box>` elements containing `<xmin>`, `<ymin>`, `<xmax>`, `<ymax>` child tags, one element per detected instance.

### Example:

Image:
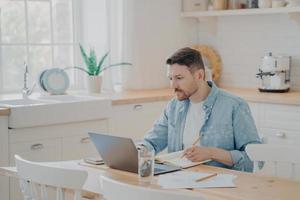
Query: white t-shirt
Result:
<box><xmin>183</xmin><ymin>101</ymin><xmax>205</xmax><ymax>149</ymax></box>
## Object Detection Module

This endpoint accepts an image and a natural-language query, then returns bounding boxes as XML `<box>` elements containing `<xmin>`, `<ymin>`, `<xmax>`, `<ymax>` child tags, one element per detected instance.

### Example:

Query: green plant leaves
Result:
<box><xmin>96</xmin><ymin>52</ymin><xmax>109</xmax><ymax>75</ymax></box>
<box><xmin>79</xmin><ymin>44</ymin><xmax>132</xmax><ymax>76</ymax></box>
<box><xmin>100</xmin><ymin>62</ymin><xmax>132</xmax><ymax>73</ymax></box>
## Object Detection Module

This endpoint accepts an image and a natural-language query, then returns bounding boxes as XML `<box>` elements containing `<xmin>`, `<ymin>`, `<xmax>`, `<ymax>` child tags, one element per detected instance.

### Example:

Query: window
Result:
<box><xmin>0</xmin><ymin>0</ymin><xmax>75</xmax><ymax>93</ymax></box>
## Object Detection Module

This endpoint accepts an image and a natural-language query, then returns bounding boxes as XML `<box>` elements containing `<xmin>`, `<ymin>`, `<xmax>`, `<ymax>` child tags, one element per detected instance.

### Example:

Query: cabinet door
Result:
<box><xmin>263</xmin><ymin>103</ymin><xmax>300</xmax><ymax>131</ymax></box>
<box><xmin>62</xmin><ymin>134</ymin><xmax>99</xmax><ymax>160</ymax></box>
<box><xmin>61</xmin><ymin>119</ymin><xmax>109</xmax><ymax>160</ymax></box>
<box><xmin>0</xmin><ymin>116</ymin><xmax>9</xmax><ymax>200</ymax></box>
<box><xmin>110</xmin><ymin>101</ymin><xmax>168</xmax><ymax>140</ymax></box>
<box><xmin>9</xmin><ymin>139</ymin><xmax>61</xmax><ymax>165</ymax></box>
<box><xmin>9</xmin><ymin>138</ymin><xmax>61</xmax><ymax>200</ymax></box>
<box><xmin>259</xmin><ymin>128</ymin><xmax>300</xmax><ymax>146</ymax></box>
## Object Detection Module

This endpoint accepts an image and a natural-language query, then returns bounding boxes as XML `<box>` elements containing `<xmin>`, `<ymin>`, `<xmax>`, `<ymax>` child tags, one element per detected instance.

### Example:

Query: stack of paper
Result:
<box><xmin>157</xmin><ymin>171</ymin><xmax>236</xmax><ymax>189</ymax></box>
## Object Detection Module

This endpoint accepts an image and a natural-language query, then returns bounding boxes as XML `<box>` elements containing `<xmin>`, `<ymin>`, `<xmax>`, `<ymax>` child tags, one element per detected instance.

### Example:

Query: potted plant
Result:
<box><xmin>74</xmin><ymin>44</ymin><xmax>132</xmax><ymax>93</ymax></box>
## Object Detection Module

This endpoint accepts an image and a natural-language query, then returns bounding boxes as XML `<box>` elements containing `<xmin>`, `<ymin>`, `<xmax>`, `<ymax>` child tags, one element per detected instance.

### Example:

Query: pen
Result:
<box><xmin>195</xmin><ymin>173</ymin><xmax>217</xmax><ymax>182</ymax></box>
<box><xmin>181</xmin><ymin>135</ymin><xmax>201</xmax><ymax>158</ymax></box>
<box><xmin>191</xmin><ymin>135</ymin><xmax>201</xmax><ymax>146</ymax></box>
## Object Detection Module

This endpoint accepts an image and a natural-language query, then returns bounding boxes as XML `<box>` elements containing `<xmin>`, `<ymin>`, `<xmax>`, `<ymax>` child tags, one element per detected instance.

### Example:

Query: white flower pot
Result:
<box><xmin>86</xmin><ymin>76</ymin><xmax>102</xmax><ymax>93</ymax></box>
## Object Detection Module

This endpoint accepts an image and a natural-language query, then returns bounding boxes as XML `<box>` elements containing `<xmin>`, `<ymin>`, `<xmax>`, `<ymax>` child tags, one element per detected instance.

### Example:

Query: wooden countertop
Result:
<box><xmin>110</xmin><ymin>88</ymin><xmax>173</xmax><ymax>105</ymax></box>
<box><xmin>222</xmin><ymin>87</ymin><xmax>300</xmax><ymax>106</ymax></box>
<box><xmin>0</xmin><ymin>87</ymin><xmax>299</xmax><ymax>116</ymax></box>
<box><xmin>1</xmin><ymin>160</ymin><xmax>299</xmax><ymax>200</ymax></box>
<box><xmin>111</xmin><ymin>87</ymin><xmax>300</xmax><ymax>106</ymax></box>
<box><xmin>0</xmin><ymin>107</ymin><xmax>10</xmax><ymax>116</ymax></box>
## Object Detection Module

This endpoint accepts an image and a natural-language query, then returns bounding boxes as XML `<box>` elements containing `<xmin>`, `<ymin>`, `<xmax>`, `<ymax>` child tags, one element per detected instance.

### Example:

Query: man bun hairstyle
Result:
<box><xmin>166</xmin><ymin>47</ymin><xmax>205</xmax><ymax>71</ymax></box>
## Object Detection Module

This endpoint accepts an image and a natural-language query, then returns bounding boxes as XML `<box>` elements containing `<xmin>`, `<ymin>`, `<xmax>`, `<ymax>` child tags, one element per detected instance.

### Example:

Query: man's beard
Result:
<box><xmin>174</xmin><ymin>89</ymin><xmax>190</xmax><ymax>101</ymax></box>
<box><xmin>174</xmin><ymin>88</ymin><xmax>198</xmax><ymax>101</ymax></box>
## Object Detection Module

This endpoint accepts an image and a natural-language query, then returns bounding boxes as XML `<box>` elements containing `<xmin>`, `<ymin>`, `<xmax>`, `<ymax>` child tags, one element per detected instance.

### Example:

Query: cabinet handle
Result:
<box><xmin>81</xmin><ymin>137</ymin><xmax>90</xmax><ymax>144</ymax></box>
<box><xmin>133</xmin><ymin>104</ymin><xmax>143</xmax><ymax>110</ymax></box>
<box><xmin>30</xmin><ymin>144</ymin><xmax>44</xmax><ymax>150</ymax></box>
<box><xmin>276</xmin><ymin>132</ymin><xmax>286</xmax><ymax>138</ymax></box>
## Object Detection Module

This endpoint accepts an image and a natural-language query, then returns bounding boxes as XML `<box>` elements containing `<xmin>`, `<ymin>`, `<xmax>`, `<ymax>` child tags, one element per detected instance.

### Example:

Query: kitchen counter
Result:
<box><xmin>222</xmin><ymin>87</ymin><xmax>300</xmax><ymax>106</ymax></box>
<box><xmin>110</xmin><ymin>87</ymin><xmax>300</xmax><ymax>106</ymax></box>
<box><xmin>0</xmin><ymin>107</ymin><xmax>10</xmax><ymax>116</ymax></box>
<box><xmin>110</xmin><ymin>88</ymin><xmax>173</xmax><ymax>105</ymax></box>
<box><xmin>1</xmin><ymin>87</ymin><xmax>300</xmax><ymax>116</ymax></box>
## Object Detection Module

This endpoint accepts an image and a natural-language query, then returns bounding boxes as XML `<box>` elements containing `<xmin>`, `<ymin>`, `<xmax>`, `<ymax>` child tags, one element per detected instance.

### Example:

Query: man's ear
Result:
<box><xmin>194</xmin><ymin>69</ymin><xmax>205</xmax><ymax>81</ymax></box>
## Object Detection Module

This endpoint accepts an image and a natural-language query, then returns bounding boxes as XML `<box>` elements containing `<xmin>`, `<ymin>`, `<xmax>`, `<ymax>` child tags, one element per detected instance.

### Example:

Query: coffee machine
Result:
<box><xmin>256</xmin><ymin>52</ymin><xmax>291</xmax><ymax>93</ymax></box>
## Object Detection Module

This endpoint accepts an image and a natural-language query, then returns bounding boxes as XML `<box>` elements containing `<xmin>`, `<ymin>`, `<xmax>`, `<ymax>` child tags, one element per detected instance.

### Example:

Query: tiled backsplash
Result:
<box><xmin>197</xmin><ymin>14</ymin><xmax>300</xmax><ymax>90</ymax></box>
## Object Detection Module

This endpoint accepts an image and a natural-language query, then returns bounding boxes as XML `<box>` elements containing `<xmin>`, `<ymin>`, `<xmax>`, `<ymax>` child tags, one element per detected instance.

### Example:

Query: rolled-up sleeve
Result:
<box><xmin>231</xmin><ymin>101</ymin><xmax>262</xmax><ymax>172</ymax></box>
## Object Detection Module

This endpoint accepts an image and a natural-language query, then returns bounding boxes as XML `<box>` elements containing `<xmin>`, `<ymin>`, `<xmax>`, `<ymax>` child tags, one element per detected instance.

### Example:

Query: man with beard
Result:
<box><xmin>139</xmin><ymin>47</ymin><xmax>261</xmax><ymax>172</ymax></box>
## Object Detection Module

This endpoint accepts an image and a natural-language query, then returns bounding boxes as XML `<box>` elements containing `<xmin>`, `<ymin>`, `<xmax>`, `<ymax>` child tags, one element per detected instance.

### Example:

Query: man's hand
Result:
<box><xmin>183</xmin><ymin>146</ymin><xmax>212</xmax><ymax>162</ymax></box>
<box><xmin>183</xmin><ymin>146</ymin><xmax>234</xmax><ymax>167</ymax></box>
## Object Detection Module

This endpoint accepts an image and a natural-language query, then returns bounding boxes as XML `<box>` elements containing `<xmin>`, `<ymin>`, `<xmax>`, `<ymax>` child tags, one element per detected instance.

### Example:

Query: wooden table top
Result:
<box><xmin>1</xmin><ymin>160</ymin><xmax>299</xmax><ymax>200</ymax></box>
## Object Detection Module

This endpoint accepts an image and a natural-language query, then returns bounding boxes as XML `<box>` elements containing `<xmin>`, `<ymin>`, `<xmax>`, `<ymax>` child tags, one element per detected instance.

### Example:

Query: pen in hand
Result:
<box><xmin>181</xmin><ymin>135</ymin><xmax>201</xmax><ymax>158</ymax></box>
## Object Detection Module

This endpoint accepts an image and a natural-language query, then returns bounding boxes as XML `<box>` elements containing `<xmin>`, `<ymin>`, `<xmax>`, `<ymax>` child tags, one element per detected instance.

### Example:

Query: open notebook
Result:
<box><xmin>155</xmin><ymin>150</ymin><xmax>211</xmax><ymax>169</ymax></box>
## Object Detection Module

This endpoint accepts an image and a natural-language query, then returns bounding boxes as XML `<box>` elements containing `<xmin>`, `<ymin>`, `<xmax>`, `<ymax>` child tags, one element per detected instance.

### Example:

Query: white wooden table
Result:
<box><xmin>1</xmin><ymin>160</ymin><xmax>300</xmax><ymax>200</ymax></box>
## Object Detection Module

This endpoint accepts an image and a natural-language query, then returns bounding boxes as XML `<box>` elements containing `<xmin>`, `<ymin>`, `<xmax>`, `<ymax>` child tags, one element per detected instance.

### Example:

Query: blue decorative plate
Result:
<box><xmin>42</xmin><ymin>68</ymin><xmax>69</xmax><ymax>95</ymax></box>
<box><xmin>38</xmin><ymin>69</ymin><xmax>48</xmax><ymax>92</ymax></box>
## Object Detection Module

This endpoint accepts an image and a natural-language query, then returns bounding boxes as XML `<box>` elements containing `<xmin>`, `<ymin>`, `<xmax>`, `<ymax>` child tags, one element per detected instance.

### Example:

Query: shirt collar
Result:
<box><xmin>178</xmin><ymin>81</ymin><xmax>219</xmax><ymax>112</ymax></box>
<box><xmin>202</xmin><ymin>81</ymin><xmax>219</xmax><ymax>111</ymax></box>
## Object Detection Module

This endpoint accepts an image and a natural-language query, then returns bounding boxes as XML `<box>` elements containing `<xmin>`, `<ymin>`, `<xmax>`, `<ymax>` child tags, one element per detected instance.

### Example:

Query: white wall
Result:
<box><xmin>197</xmin><ymin>14</ymin><xmax>300</xmax><ymax>90</ymax></box>
<box><xmin>122</xmin><ymin>0</ymin><xmax>199</xmax><ymax>89</ymax></box>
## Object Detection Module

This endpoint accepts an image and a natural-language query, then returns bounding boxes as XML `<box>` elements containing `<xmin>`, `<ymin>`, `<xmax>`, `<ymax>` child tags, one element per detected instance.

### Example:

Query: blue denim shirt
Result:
<box><xmin>141</xmin><ymin>82</ymin><xmax>261</xmax><ymax>172</ymax></box>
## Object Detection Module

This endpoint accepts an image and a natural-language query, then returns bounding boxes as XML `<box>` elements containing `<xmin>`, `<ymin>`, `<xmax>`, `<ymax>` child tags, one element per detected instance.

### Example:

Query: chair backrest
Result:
<box><xmin>99</xmin><ymin>175</ymin><xmax>204</xmax><ymax>200</ymax></box>
<box><xmin>15</xmin><ymin>155</ymin><xmax>88</xmax><ymax>200</ymax></box>
<box><xmin>246</xmin><ymin>144</ymin><xmax>300</xmax><ymax>180</ymax></box>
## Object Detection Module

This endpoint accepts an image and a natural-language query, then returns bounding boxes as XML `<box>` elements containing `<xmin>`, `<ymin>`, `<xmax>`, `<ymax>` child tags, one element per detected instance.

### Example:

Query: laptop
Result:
<box><xmin>88</xmin><ymin>132</ymin><xmax>181</xmax><ymax>175</ymax></box>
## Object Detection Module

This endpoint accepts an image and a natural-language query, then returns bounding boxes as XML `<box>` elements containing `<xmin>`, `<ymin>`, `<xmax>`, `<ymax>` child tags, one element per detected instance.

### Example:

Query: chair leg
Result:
<box><xmin>56</xmin><ymin>187</ymin><xmax>64</xmax><ymax>200</ymax></box>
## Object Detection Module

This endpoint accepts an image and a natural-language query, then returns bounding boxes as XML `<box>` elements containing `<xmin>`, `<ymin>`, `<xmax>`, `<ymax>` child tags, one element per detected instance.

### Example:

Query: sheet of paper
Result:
<box><xmin>157</xmin><ymin>171</ymin><xmax>236</xmax><ymax>189</ymax></box>
<box><xmin>167</xmin><ymin>157</ymin><xmax>195</xmax><ymax>167</ymax></box>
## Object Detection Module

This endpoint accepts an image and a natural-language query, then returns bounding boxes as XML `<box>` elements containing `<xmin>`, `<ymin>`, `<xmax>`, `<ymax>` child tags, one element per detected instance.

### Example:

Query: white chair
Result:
<box><xmin>99</xmin><ymin>175</ymin><xmax>204</xmax><ymax>200</ymax></box>
<box><xmin>15</xmin><ymin>155</ymin><xmax>88</xmax><ymax>200</ymax></box>
<box><xmin>246</xmin><ymin>144</ymin><xmax>300</xmax><ymax>181</ymax></box>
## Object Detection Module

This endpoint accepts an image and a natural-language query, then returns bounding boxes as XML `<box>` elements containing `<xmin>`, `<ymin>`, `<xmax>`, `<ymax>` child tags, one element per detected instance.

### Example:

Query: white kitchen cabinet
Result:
<box><xmin>263</xmin><ymin>103</ymin><xmax>300</xmax><ymax>131</ymax></box>
<box><xmin>8</xmin><ymin>119</ymin><xmax>109</xmax><ymax>200</ymax></box>
<box><xmin>0</xmin><ymin>116</ymin><xmax>9</xmax><ymax>200</ymax></box>
<box><xmin>247</xmin><ymin>102</ymin><xmax>300</xmax><ymax>180</ymax></box>
<box><xmin>110</xmin><ymin>101</ymin><xmax>168</xmax><ymax>140</ymax></box>
<box><xmin>259</xmin><ymin>127</ymin><xmax>300</xmax><ymax>146</ymax></box>
<box><xmin>62</xmin><ymin>134</ymin><xmax>99</xmax><ymax>160</ymax></box>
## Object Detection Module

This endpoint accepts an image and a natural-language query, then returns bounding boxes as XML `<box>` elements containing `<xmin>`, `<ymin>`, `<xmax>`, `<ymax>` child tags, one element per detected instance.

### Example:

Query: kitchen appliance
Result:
<box><xmin>256</xmin><ymin>52</ymin><xmax>291</xmax><ymax>93</ymax></box>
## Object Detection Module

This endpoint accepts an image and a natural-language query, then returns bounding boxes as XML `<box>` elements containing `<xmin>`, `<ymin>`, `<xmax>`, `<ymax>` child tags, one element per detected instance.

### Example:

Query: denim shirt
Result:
<box><xmin>141</xmin><ymin>81</ymin><xmax>261</xmax><ymax>172</ymax></box>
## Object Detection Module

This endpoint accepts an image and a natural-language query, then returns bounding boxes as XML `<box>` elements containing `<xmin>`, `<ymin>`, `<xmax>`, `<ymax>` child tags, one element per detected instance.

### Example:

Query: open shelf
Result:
<box><xmin>181</xmin><ymin>6</ymin><xmax>300</xmax><ymax>17</ymax></box>
<box><xmin>181</xmin><ymin>6</ymin><xmax>300</xmax><ymax>34</ymax></box>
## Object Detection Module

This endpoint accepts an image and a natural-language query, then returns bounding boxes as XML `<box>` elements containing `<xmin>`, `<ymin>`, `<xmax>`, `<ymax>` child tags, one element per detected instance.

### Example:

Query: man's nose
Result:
<box><xmin>170</xmin><ymin>80</ymin><xmax>177</xmax><ymax>89</ymax></box>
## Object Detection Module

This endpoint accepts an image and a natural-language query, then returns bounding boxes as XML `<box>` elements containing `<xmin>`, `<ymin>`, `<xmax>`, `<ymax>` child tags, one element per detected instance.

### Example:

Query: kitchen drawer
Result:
<box><xmin>259</xmin><ymin>128</ymin><xmax>300</xmax><ymax>146</ymax></box>
<box><xmin>9</xmin><ymin>119</ymin><xmax>109</xmax><ymax>143</ymax></box>
<box><xmin>9</xmin><ymin>138</ymin><xmax>62</xmax><ymax>200</ymax></box>
<box><xmin>262</xmin><ymin>104</ymin><xmax>300</xmax><ymax>131</ymax></box>
<box><xmin>110</xmin><ymin>101</ymin><xmax>168</xmax><ymax>140</ymax></box>
<box><xmin>9</xmin><ymin>138</ymin><xmax>61</xmax><ymax>165</ymax></box>
<box><xmin>62</xmin><ymin>134</ymin><xmax>99</xmax><ymax>160</ymax></box>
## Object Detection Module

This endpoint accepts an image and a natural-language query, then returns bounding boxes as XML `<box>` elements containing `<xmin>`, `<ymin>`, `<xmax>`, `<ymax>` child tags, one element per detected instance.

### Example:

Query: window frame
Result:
<box><xmin>0</xmin><ymin>0</ymin><xmax>78</xmax><ymax>94</ymax></box>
